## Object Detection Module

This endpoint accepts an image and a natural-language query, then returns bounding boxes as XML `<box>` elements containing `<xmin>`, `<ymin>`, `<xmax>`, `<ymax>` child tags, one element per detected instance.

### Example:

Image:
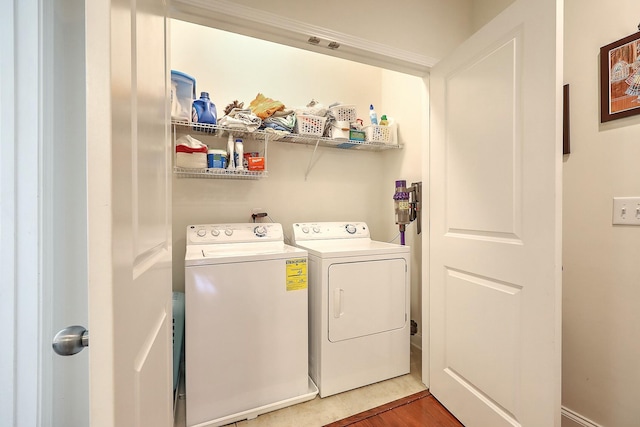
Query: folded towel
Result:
<box><xmin>175</xmin><ymin>135</ymin><xmax>208</xmax><ymax>169</ymax></box>
<box><xmin>217</xmin><ymin>108</ymin><xmax>262</xmax><ymax>131</ymax></box>
<box><xmin>176</xmin><ymin>135</ymin><xmax>208</xmax><ymax>153</ymax></box>
<box><xmin>249</xmin><ymin>93</ymin><xmax>285</xmax><ymax>119</ymax></box>
<box><xmin>270</xmin><ymin>108</ymin><xmax>294</xmax><ymax>118</ymax></box>
<box><xmin>263</xmin><ymin>112</ymin><xmax>296</xmax><ymax>132</ymax></box>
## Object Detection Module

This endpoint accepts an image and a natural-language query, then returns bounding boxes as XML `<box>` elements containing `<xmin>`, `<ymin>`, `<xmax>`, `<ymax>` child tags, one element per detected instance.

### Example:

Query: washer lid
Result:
<box><xmin>294</xmin><ymin>238</ymin><xmax>409</xmax><ymax>258</ymax></box>
<box><xmin>185</xmin><ymin>242</ymin><xmax>307</xmax><ymax>266</ymax></box>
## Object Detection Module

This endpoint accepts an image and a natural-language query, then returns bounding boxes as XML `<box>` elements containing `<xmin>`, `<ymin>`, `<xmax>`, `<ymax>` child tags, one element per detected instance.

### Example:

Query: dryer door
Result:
<box><xmin>328</xmin><ymin>258</ymin><xmax>407</xmax><ymax>342</ymax></box>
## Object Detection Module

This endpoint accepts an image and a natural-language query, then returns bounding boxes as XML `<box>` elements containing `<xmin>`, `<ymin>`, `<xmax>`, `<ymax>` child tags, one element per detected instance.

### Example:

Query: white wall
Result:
<box><xmin>380</xmin><ymin>69</ymin><xmax>427</xmax><ymax>344</ymax></box>
<box><xmin>563</xmin><ymin>1</ymin><xmax>640</xmax><ymax>426</ymax></box>
<box><xmin>470</xmin><ymin>0</ymin><xmax>515</xmax><ymax>32</ymax></box>
<box><xmin>231</xmin><ymin>0</ymin><xmax>472</xmax><ymax>63</ymax></box>
<box><xmin>170</xmin><ymin>21</ymin><xmax>426</xmax><ymax>338</ymax></box>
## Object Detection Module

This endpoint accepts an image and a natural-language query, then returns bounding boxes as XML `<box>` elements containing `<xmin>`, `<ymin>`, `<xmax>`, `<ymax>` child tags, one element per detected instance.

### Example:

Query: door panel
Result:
<box><xmin>134</xmin><ymin>0</ymin><xmax>169</xmax><ymax>259</ymax></box>
<box><xmin>430</xmin><ymin>0</ymin><xmax>562</xmax><ymax>426</ymax></box>
<box><xmin>86</xmin><ymin>0</ymin><xmax>173</xmax><ymax>426</ymax></box>
<box><xmin>446</xmin><ymin>34</ymin><xmax>521</xmax><ymax>239</ymax></box>
<box><xmin>444</xmin><ymin>268</ymin><xmax>522</xmax><ymax>418</ymax></box>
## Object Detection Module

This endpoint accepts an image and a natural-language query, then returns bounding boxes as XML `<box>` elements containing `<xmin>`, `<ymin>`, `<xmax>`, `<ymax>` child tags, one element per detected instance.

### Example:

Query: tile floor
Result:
<box><xmin>174</xmin><ymin>345</ymin><xmax>426</xmax><ymax>427</ymax></box>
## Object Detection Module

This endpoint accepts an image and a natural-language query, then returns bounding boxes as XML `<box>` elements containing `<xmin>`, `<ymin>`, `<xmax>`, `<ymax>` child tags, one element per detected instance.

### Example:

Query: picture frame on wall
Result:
<box><xmin>600</xmin><ymin>31</ymin><xmax>640</xmax><ymax>122</ymax></box>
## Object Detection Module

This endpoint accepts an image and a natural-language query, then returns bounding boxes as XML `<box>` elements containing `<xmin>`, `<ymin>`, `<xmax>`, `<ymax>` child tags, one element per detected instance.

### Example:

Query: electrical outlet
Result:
<box><xmin>612</xmin><ymin>197</ymin><xmax>640</xmax><ymax>225</ymax></box>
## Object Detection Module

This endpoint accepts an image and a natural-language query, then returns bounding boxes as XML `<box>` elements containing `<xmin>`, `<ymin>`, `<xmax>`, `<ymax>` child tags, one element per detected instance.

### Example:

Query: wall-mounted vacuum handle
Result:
<box><xmin>411</xmin><ymin>181</ymin><xmax>422</xmax><ymax>235</ymax></box>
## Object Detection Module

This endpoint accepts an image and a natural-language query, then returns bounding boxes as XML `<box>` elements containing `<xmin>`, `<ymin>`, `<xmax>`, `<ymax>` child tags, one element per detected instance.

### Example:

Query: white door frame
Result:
<box><xmin>1</xmin><ymin>0</ymin><xmax>47</xmax><ymax>425</ymax></box>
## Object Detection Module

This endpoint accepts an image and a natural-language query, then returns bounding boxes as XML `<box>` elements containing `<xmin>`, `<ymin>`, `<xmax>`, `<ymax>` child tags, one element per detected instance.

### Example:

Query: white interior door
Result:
<box><xmin>86</xmin><ymin>0</ymin><xmax>173</xmax><ymax>426</ymax></box>
<box><xmin>429</xmin><ymin>1</ymin><xmax>562</xmax><ymax>426</ymax></box>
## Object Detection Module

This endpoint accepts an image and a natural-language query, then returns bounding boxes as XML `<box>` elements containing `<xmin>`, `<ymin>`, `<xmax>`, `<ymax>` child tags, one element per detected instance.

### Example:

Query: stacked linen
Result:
<box><xmin>262</xmin><ymin>110</ymin><xmax>296</xmax><ymax>132</ymax></box>
<box><xmin>216</xmin><ymin>108</ymin><xmax>262</xmax><ymax>131</ymax></box>
<box><xmin>176</xmin><ymin>135</ymin><xmax>208</xmax><ymax>169</ymax></box>
<box><xmin>249</xmin><ymin>93</ymin><xmax>285</xmax><ymax>119</ymax></box>
<box><xmin>248</xmin><ymin>93</ymin><xmax>296</xmax><ymax>137</ymax></box>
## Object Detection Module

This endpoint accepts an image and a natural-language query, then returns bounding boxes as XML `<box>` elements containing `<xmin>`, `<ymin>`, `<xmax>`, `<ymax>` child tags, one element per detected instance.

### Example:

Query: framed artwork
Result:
<box><xmin>600</xmin><ymin>31</ymin><xmax>640</xmax><ymax>122</ymax></box>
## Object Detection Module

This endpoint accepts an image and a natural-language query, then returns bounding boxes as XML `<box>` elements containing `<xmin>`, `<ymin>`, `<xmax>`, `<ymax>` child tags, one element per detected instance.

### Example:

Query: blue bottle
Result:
<box><xmin>192</xmin><ymin>92</ymin><xmax>217</xmax><ymax>125</ymax></box>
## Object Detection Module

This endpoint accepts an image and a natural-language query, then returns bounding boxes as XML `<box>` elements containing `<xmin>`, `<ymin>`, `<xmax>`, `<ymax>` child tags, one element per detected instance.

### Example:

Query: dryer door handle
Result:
<box><xmin>333</xmin><ymin>288</ymin><xmax>344</xmax><ymax>318</ymax></box>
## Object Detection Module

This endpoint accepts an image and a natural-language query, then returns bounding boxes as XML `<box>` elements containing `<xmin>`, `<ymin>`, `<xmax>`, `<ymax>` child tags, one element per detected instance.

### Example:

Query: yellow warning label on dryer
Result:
<box><xmin>286</xmin><ymin>258</ymin><xmax>307</xmax><ymax>291</ymax></box>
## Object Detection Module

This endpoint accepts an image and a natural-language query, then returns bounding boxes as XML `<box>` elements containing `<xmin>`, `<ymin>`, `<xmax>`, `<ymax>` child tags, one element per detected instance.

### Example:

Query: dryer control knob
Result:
<box><xmin>254</xmin><ymin>226</ymin><xmax>267</xmax><ymax>237</ymax></box>
<box><xmin>313</xmin><ymin>226</ymin><xmax>321</xmax><ymax>233</ymax></box>
<box><xmin>196</xmin><ymin>229</ymin><xmax>206</xmax><ymax>237</ymax></box>
<box><xmin>211</xmin><ymin>229</ymin><xmax>220</xmax><ymax>237</ymax></box>
<box><xmin>345</xmin><ymin>224</ymin><xmax>357</xmax><ymax>234</ymax></box>
<box><xmin>224</xmin><ymin>229</ymin><xmax>233</xmax><ymax>236</ymax></box>
<box><xmin>302</xmin><ymin>226</ymin><xmax>310</xmax><ymax>233</ymax></box>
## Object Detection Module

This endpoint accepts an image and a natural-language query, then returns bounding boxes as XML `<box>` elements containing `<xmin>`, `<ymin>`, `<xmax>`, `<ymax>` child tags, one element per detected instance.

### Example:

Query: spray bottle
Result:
<box><xmin>234</xmin><ymin>138</ymin><xmax>244</xmax><ymax>171</ymax></box>
<box><xmin>227</xmin><ymin>133</ymin><xmax>236</xmax><ymax>169</ymax></box>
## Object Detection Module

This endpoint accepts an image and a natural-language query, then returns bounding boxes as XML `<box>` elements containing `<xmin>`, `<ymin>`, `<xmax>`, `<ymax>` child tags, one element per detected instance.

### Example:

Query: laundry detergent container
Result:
<box><xmin>171</xmin><ymin>70</ymin><xmax>196</xmax><ymax>121</ymax></box>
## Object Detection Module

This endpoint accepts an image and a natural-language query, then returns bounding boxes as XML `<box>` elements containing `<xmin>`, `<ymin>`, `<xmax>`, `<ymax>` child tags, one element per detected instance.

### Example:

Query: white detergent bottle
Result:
<box><xmin>235</xmin><ymin>138</ymin><xmax>244</xmax><ymax>170</ymax></box>
<box><xmin>369</xmin><ymin>104</ymin><xmax>378</xmax><ymax>125</ymax></box>
<box><xmin>227</xmin><ymin>133</ymin><xmax>236</xmax><ymax>169</ymax></box>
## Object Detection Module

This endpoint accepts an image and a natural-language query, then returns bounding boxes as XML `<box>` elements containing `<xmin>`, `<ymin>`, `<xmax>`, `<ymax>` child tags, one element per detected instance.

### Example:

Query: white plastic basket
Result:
<box><xmin>364</xmin><ymin>124</ymin><xmax>397</xmax><ymax>144</ymax></box>
<box><xmin>329</xmin><ymin>104</ymin><xmax>357</xmax><ymax>122</ymax></box>
<box><xmin>295</xmin><ymin>114</ymin><xmax>327</xmax><ymax>136</ymax></box>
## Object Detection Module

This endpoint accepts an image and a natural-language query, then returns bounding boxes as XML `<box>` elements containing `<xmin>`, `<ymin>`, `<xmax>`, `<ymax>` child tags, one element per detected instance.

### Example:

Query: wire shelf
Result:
<box><xmin>172</xmin><ymin>120</ymin><xmax>402</xmax><ymax>151</ymax></box>
<box><xmin>173</xmin><ymin>167</ymin><xmax>268</xmax><ymax>180</ymax></box>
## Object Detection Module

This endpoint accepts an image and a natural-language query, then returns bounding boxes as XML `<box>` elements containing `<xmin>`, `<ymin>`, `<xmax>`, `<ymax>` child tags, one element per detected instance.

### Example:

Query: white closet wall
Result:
<box><xmin>170</xmin><ymin>20</ymin><xmax>424</xmax><ymax>337</ymax></box>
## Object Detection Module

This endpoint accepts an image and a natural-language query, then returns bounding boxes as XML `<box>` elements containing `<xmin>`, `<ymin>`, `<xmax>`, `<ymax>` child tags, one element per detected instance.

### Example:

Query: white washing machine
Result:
<box><xmin>292</xmin><ymin>222</ymin><xmax>410</xmax><ymax>398</ymax></box>
<box><xmin>184</xmin><ymin>223</ymin><xmax>317</xmax><ymax>427</ymax></box>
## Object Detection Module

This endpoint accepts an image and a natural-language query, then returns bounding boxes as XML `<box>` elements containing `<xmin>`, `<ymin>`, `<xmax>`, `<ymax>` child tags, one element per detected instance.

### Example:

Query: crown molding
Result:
<box><xmin>170</xmin><ymin>0</ymin><xmax>437</xmax><ymax>76</ymax></box>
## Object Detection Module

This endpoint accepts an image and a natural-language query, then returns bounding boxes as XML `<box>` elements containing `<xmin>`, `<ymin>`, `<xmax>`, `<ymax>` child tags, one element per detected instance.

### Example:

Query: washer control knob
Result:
<box><xmin>254</xmin><ymin>226</ymin><xmax>267</xmax><ymax>237</ymax></box>
<box><xmin>196</xmin><ymin>229</ymin><xmax>206</xmax><ymax>237</ymax></box>
<box><xmin>313</xmin><ymin>226</ymin><xmax>321</xmax><ymax>233</ymax></box>
<box><xmin>211</xmin><ymin>229</ymin><xmax>220</xmax><ymax>237</ymax></box>
<box><xmin>224</xmin><ymin>229</ymin><xmax>233</xmax><ymax>236</ymax></box>
<box><xmin>345</xmin><ymin>224</ymin><xmax>357</xmax><ymax>234</ymax></box>
<box><xmin>302</xmin><ymin>226</ymin><xmax>310</xmax><ymax>233</ymax></box>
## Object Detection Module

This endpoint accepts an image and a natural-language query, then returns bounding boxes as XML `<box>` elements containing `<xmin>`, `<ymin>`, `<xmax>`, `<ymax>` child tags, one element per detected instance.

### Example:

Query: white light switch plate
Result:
<box><xmin>612</xmin><ymin>197</ymin><xmax>640</xmax><ymax>225</ymax></box>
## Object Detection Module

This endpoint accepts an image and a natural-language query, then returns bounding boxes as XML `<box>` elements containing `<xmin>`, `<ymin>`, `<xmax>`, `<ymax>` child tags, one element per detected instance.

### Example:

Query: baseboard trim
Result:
<box><xmin>562</xmin><ymin>406</ymin><xmax>603</xmax><ymax>427</ymax></box>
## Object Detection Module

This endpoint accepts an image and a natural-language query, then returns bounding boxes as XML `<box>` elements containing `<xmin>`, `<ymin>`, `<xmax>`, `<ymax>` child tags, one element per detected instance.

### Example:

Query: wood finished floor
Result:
<box><xmin>323</xmin><ymin>390</ymin><xmax>463</xmax><ymax>427</ymax></box>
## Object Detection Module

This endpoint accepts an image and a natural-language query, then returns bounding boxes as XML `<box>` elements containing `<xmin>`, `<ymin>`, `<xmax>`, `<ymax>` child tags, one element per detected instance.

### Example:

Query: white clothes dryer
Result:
<box><xmin>184</xmin><ymin>223</ymin><xmax>317</xmax><ymax>427</ymax></box>
<box><xmin>292</xmin><ymin>222</ymin><xmax>410</xmax><ymax>398</ymax></box>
